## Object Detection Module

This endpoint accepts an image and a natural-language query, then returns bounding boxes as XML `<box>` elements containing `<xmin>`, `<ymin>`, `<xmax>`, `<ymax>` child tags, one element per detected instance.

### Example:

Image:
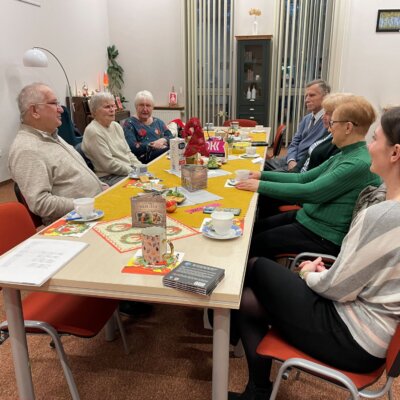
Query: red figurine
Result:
<box><xmin>182</xmin><ymin>118</ymin><xmax>209</xmax><ymax>158</ymax></box>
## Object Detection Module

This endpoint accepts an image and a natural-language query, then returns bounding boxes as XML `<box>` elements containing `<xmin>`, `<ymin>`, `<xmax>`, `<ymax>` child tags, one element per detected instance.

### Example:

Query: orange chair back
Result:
<box><xmin>0</xmin><ymin>202</ymin><xmax>36</xmax><ymax>255</ymax></box>
<box><xmin>272</xmin><ymin>124</ymin><xmax>286</xmax><ymax>157</ymax></box>
<box><xmin>223</xmin><ymin>119</ymin><xmax>258</xmax><ymax>127</ymax></box>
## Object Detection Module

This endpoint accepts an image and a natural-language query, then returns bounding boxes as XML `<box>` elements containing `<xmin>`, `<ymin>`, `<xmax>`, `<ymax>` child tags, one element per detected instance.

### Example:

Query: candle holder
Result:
<box><xmin>181</xmin><ymin>165</ymin><xmax>208</xmax><ymax>192</ymax></box>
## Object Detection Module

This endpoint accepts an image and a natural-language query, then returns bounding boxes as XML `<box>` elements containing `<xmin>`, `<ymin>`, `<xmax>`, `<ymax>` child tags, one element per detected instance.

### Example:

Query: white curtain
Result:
<box><xmin>185</xmin><ymin>0</ymin><xmax>234</xmax><ymax>126</ymax></box>
<box><xmin>270</xmin><ymin>0</ymin><xmax>334</xmax><ymax>145</ymax></box>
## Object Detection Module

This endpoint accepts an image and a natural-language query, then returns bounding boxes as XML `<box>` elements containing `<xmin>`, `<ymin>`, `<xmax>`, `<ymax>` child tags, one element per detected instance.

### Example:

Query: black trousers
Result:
<box><xmin>249</xmin><ymin>259</ymin><xmax>384</xmax><ymax>373</ymax></box>
<box><xmin>249</xmin><ymin>211</ymin><xmax>341</xmax><ymax>259</ymax></box>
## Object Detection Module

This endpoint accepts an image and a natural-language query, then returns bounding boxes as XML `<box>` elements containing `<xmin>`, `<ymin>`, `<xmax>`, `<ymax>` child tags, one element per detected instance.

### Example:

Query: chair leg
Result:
<box><xmin>114</xmin><ymin>311</ymin><xmax>130</xmax><ymax>355</ymax></box>
<box><xmin>24</xmin><ymin>321</ymin><xmax>80</xmax><ymax>400</ymax></box>
<box><xmin>104</xmin><ymin>316</ymin><xmax>116</xmax><ymax>341</ymax></box>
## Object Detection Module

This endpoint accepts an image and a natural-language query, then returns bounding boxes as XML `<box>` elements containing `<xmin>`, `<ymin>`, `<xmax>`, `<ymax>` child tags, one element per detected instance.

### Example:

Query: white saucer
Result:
<box><xmin>201</xmin><ymin>221</ymin><xmax>242</xmax><ymax>240</ymax></box>
<box><xmin>252</xmin><ymin>129</ymin><xmax>266</xmax><ymax>133</ymax></box>
<box><xmin>66</xmin><ymin>209</ymin><xmax>104</xmax><ymax>222</ymax></box>
<box><xmin>240</xmin><ymin>154</ymin><xmax>259</xmax><ymax>159</ymax></box>
<box><xmin>226</xmin><ymin>178</ymin><xmax>237</xmax><ymax>187</ymax></box>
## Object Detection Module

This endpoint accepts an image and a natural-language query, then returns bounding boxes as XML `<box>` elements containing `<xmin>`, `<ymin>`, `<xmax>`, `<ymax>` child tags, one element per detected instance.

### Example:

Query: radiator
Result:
<box><xmin>152</xmin><ymin>109</ymin><xmax>183</xmax><ymax>123</ymax></box>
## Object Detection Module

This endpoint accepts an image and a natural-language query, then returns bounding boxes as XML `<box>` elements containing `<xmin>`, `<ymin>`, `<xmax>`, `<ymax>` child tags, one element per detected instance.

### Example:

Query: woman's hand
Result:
<box><xmin>249</xmin><ymin>171</ymin><xmax>261</xmax><ymax>180</ymax></box>
<box><xmin>235</xmin><ymin>179</ymin><xmax>260</xmax><ymax>192</ymax></box>
<box><xmin>299</xmin><ymin>257</ymin><xmax>326</xmax><ymax>273</ymax></box>
<box><xmin>150</xmin><ymin>138</ymin><xmax>167</xmax><ymax>149</ymax></box>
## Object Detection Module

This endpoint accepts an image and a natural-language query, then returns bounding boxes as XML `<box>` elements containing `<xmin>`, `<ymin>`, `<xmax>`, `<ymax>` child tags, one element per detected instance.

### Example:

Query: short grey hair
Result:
<box><xmin>306</xmin><ymin>79</ymin><xmax>331</xmax><ymax>96</ymax></box>
<box><xmin>89</xmin><ymin>92</ymin><xmax>115</xmax><ymax>114</ymax></box>
<box><xmin>17</xmin><ymin>82</ymin><xmax>48</xmax><ymax>121</ymax></box>
<box><xmin>134</xmin><ymin>90</ymin><xmax>155</xmax><ymax>107</ymax></box>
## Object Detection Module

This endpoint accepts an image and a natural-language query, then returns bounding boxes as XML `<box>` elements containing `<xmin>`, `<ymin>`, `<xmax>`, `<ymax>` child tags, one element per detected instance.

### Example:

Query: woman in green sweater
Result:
<box><xmin>236</xmin><ymin>96</ymin><xmax>381</xmax><ymax>258</ymax></box>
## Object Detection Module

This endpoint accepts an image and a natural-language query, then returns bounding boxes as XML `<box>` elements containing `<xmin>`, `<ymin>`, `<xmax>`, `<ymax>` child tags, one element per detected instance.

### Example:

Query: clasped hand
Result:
<box><xmin>299</xmin><ymin>257</ymin><xmax>326</xmax><ymax>273</ymax></box>
<box><xmin>149</xmin><ymin>138</ymin><xmax>167</xmax><ymax>149</ymax></box>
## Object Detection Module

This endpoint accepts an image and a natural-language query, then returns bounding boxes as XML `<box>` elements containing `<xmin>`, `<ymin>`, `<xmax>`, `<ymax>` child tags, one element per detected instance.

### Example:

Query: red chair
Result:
<box><xmin>257</xmin><ymin>326</ymin><xmax>400</xmax><ymax>400</ymax></box>
<box><xmin>223</xmin><ymin>119</ymin><xmax>258</xmax><ymax>127</ymax></box>
<box><xmin>0</xmin><ymin>202</ymin><xmax>129</xmax><ymax>400</ymax></box>
<box><xmin>265</xmin><ymin>124</ymin><xmax>286</xmax><ymax>160</ymax></box>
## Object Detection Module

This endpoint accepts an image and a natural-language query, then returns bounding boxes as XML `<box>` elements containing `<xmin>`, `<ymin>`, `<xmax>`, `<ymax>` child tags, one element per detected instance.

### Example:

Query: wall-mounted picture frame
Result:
<box><xmin>376</xmin><ymin>9</ymin><xmax>400</xmax><ymax>32</ymax></box>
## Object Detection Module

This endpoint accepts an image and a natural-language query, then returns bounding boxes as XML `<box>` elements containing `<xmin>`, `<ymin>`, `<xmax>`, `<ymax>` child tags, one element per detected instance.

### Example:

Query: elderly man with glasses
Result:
<box><xmin>8</xmin><ymin>82</ymin><xmax>104</xmax><ymax>225</ymax></box>
<box><xmin>265</xmin><ymin>79</ymin><xmax>331</xmax><ymax>172</ymax></box>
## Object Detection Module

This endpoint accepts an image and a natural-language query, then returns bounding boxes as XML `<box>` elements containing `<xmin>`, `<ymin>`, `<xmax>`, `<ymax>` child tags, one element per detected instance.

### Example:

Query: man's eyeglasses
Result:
<box><xmin>329</xmin><ymin>120</ymin><xmax>359</xmax><ymax>128</ymax></box>
<box><xmin>34</xmin><ymin>101</ymin><xmax>61</xmax><ymax>108</ymax></box>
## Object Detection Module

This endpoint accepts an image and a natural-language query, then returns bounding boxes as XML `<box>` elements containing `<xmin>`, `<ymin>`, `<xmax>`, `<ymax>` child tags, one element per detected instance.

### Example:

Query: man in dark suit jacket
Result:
<box><xmin>265</xmin><ymin>79</ymin><xmax>331</xmax><ymax>171</ymax></box>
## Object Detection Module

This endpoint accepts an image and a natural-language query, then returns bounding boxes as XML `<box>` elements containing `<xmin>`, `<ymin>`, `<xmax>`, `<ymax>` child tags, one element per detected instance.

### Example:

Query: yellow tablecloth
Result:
<box><xmin>96</xmin><ymin>133</ymin><xmax>267</xmax><ymax>229</ymax></box>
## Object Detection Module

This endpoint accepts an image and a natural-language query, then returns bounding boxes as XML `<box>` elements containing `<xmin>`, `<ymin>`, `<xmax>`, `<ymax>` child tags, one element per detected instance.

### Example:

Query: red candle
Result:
<box><xmin>103</xmin><ymin>71</ymin><xmax>109</xmax><ymax>88</ymax></box>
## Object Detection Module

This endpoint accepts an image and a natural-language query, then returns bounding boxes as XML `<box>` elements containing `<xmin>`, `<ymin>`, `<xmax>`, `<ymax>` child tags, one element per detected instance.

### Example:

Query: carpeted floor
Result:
<box><xmin>0</xmin><ymin>179</ymin><xmax>399</xmax><ymax>399</ymax></box>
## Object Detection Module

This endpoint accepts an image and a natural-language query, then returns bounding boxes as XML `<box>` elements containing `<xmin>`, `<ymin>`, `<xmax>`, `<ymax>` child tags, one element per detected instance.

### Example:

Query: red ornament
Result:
<box><xmin>183</xmin><ymin>118</ymin><xmax>209</xmax><ymax>157</ymax></box>
<box><xmin>166</xmin><ymin>199</ymin><xmax>177</xmax><ymax>213</ymax></box>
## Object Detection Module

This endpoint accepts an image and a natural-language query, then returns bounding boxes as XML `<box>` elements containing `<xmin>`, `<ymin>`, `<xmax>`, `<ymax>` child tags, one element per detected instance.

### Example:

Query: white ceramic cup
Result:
<box><xmin>73</xmin><ymin>198</ymin><xmax>95</xmax><ymax>218</ymax></box>
<box><xmin>255</xmin><ymin>125</ymin><xmax>263</xmax><ymax>130</ymax></box>
<box><xmin>235</xmin><ymin>169</ymin><xmax>250</xmax><ymax>181</ymax></box>
<box><xmin>246</xmin><ymin>146</ymin><xmax>257</xmax><ymax>155</ymax></box>
<box><xmin>240</xmin><ymin>131</ymin><xmax>250</xmax><ymax>140</ymax></box>
<box><xmin>211</xmin><ymin>211</ymin><xmax>234</xmax><ymax>236</ymax></box>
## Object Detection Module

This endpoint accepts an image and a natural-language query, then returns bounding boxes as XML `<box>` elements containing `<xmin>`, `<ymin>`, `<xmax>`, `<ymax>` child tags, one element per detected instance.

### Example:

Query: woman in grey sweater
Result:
<box><xmin>230</xmin><ymin>106</ymin><xmax>400</xmax><ymax>400</ymax></box>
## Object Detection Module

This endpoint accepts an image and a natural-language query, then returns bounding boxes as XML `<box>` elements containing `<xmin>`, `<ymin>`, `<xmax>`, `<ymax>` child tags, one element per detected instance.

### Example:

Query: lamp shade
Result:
<box><xmin>23</xmin><ymin>48</ymin><xmax>48</xmax><ymax>67</ymax></box>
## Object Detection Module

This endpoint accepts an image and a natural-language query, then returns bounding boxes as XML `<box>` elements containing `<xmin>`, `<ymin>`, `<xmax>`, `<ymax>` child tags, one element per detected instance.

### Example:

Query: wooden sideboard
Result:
<box><xmin>67</xmin><ymin>96</ymin><xmax>131</xmax><ymax>134</ymax></box>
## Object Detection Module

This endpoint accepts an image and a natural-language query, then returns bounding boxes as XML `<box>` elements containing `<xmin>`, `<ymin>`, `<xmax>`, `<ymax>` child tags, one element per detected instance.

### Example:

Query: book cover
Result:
<box><xmin>163</xmin><ymin>260</ymin><xmax>225</xmax><ymax>295</ymax></box>
<box><xmin>131</xmin><ymin>193</ymin><xmax>166</xmax><ymax>228</ymax></box>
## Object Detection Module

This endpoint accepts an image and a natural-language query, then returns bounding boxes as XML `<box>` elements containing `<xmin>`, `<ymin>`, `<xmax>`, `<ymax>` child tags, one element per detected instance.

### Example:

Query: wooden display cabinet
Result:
<box><xmin>235</xmin><ymin>35</ymin><xmax>272</xmax><ymax>126</ymax></box>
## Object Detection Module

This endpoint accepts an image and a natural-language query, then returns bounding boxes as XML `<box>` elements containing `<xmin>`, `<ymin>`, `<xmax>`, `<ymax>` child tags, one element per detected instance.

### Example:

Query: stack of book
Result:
<box><xmin>163</xmin><ymin>261</ymin><xmax>225</xmax><ymax>296</ymax></box>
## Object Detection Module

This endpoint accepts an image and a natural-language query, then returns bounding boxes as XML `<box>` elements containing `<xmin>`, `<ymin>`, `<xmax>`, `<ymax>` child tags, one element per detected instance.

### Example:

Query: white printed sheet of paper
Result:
<box><xmin>0</xmin><ymin>239</ymin><xmax>88</xmax><ymax>286</ymax></box>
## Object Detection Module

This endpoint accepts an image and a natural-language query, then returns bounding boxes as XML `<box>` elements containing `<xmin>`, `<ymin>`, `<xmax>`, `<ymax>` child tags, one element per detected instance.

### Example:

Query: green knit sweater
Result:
<box><xmin>258</xmin><ymin>141</ymin><xmax>381</xmax><ymax>245</ymax></box>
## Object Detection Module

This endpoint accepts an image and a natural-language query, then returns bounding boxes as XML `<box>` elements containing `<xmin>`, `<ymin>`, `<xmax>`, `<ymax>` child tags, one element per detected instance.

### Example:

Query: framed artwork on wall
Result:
<box><xmin>376</xmin><ymin>9</ymin><xmax>400</xmax><ymax>32</ymax></box>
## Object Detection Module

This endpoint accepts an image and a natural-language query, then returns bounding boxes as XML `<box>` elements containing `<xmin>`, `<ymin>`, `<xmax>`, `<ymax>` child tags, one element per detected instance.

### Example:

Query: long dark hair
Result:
<box><xmin>381</xmin><ymin>107</ymin><xmax>400</xmax><ymax>146</ymax></box>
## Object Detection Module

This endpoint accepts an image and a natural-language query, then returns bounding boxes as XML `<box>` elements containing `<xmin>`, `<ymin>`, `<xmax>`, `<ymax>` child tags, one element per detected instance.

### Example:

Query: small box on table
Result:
<box><xmin>169</xmin><ymin>137</ymin><xmax>186</xmax><ymax>172</ymax></box>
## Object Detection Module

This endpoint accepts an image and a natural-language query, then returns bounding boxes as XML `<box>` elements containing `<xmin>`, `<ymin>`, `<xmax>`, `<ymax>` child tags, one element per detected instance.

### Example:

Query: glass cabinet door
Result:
<box><xmin>240</xmin><ymin>43</ymin><xmax>266</xmax><ymax>105</ymax></box>
<box><xmin>236</xmin><ymin>38</ymin><xmax>271</xmax><ymax>126</ymax></box>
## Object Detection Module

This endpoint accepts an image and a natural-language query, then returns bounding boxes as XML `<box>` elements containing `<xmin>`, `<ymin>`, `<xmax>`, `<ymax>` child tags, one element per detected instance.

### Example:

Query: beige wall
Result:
<box><xmin>332</xmin><ymin>0</ymin><xmax>400</xmax><ymax>112</ymax></box>
<box><xmin>0</xmin><ymin>0</ymin><xmax>110</xmax><ymax>181</ymax></box>
<box><xmin>107</xmin><ymin>0</ymin><xmax>185</xmax><ymax>111</ymax></box>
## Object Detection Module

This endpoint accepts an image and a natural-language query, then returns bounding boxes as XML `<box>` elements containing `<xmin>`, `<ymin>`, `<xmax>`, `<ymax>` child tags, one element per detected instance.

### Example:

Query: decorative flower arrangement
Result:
<box><xmin>182</xmin><ymin>118</ymin><xmax>209</xmax><ymax>162</ymax></box>
<box><xmin>249</xmin><ymin>8</ymin><xmax>262</xmax><ymax>35</ymax></box>
<box><xmin>249</xmin><ymin>8</ymin><xmax>262</xmax><ymax>16</ymax></box>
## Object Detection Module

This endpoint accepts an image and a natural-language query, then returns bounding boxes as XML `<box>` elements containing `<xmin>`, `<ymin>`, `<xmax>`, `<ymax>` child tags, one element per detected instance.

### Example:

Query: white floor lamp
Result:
<box><xmin>23</xmin><ymin>47</ymin><xmax>74</xmax><ymax>120</ymax></box>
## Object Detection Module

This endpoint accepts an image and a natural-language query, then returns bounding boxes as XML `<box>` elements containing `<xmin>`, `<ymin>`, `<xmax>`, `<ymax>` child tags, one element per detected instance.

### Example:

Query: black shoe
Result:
<box><xmin>228</xmin><ymin>382</ymin><xmax>272</xmax><ymax>400</ymax></box>
<box><xmin>119</xmin><ymin>301</ymin><xmax>153</xmax><ymax>318</ymax></box>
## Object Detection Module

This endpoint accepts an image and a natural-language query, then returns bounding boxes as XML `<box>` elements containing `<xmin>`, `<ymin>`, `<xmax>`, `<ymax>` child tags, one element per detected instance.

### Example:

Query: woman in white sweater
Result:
<box><xmin>230</xmin><ymin>107</ymin><xmax>400</xmax><ymax>400</ymax></box>
<box><xmin>82</xmin><ymin>92</ymin><xmax>142</xmax><ymax>186</ymax></box>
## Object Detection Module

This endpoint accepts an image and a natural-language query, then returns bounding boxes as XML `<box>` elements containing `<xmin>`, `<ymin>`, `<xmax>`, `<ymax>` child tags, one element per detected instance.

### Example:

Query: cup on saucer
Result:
<box><xmin>235</xmin><ymin>169</ymin><xmax>250</xmax><ymax>181</ymax></box>
<box><xmin>245</xmin><ymin>146</ymin><xmax>257</xmax><ymax>156</ymax></box>
<box><xmin>73</xmin><ymin>198</ymin><xmax>95</xmax><ymax>219</ymax></box>
<box><xmin>211</xmin><ymin>211</ymin><xmax>234</xmax><ymax>236</ymax></box>
<box><xmin>255</xmin><ymin>125</ymin><xmax>263</xmax><ymax>130</ymax></box>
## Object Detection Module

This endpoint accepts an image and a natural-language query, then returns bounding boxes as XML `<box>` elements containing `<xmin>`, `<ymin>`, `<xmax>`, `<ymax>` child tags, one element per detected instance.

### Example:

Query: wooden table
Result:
<box><xmin>2</xmin><ymin>128</ymin><xmax>270</xmax><ymax>400</ymax></box>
